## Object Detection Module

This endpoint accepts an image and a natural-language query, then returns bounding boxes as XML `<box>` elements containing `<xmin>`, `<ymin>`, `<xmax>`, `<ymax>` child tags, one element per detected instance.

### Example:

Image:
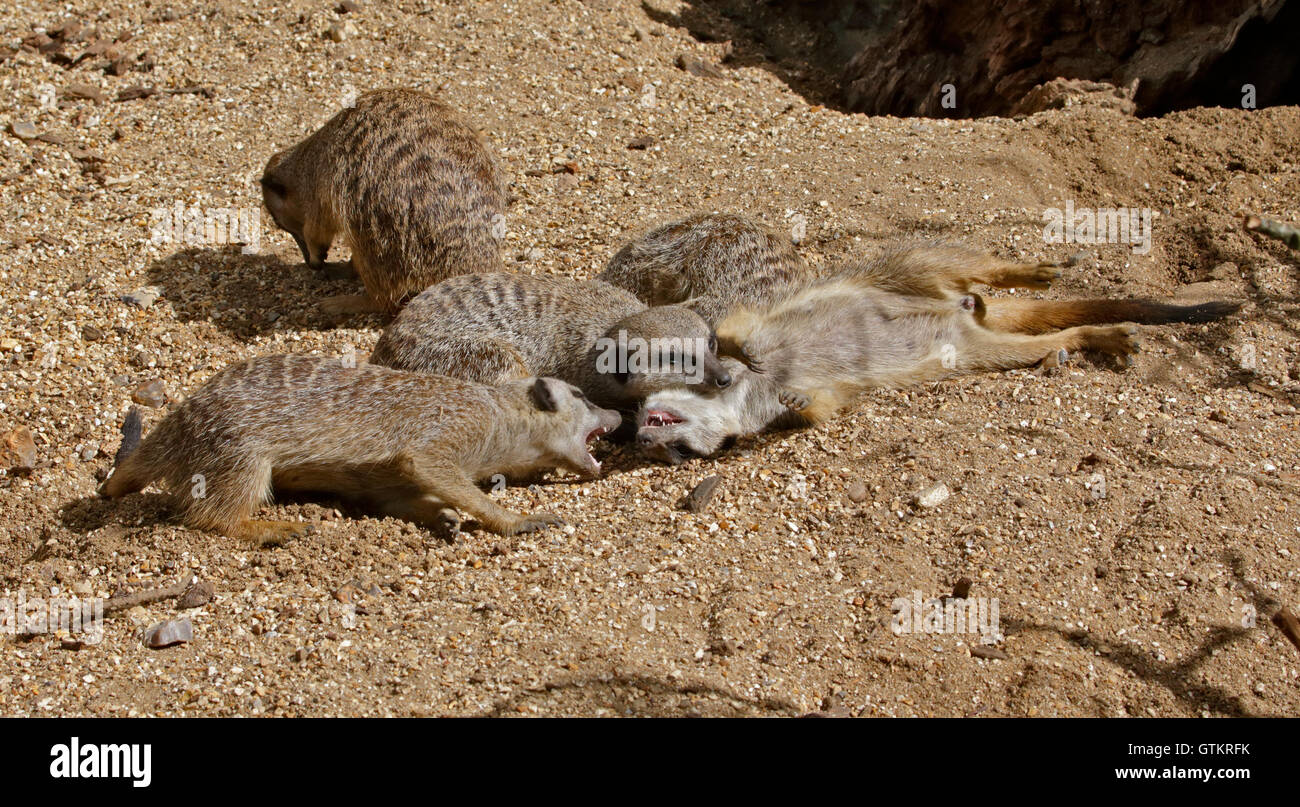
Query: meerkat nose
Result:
<box><xmin>714</xmin><ymin>371</ymin><xmax>733</xmax><ymax>388</ymax></box>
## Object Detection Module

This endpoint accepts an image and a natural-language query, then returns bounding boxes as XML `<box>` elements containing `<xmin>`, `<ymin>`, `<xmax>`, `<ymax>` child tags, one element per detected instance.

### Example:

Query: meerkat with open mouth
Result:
<box><xmin>637</xmin><ymin>241</ymin><xmax>1239</xmax><ymax>463</ymax></box>
<box><xmin>100</xmin><ymin>355</ymin><xmax>620</xmax><ymax>542</ymax></box>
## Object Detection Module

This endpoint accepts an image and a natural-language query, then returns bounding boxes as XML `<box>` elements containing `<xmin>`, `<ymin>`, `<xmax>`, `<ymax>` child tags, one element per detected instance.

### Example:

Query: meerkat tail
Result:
<box><xmin>979</xmin><ymin>298</ymin><xmax>1240</xmax><ymax>335</ymax></box>
<box><xmin>113</xmin><ymin>406</ymin><xmax>144</xmax><ymax>466</ymax></box>
<box><xmin>98</xmin><ymin>406</ymin><xmax>157</xmax><ymax>498</ymax></box>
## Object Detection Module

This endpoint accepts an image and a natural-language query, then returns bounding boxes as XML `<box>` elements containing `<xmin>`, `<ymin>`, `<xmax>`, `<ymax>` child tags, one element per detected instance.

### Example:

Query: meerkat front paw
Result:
<box><xmin>1034</xmin><ymin>345</ymin><xmax>1066</xmax><ymax>371</ymax></box>
<box><xmin>321</xmin><ymin>260</ymin><xmax>358</xmax><ymax>281</ymax></box>
<box><xmin>320</xmin><ymin>294</ymin><xmax>385</xmax><ymax>317</ymax></box>
<box><xmin>505</xmin><ymin>512</ymin><xmax>564</xmax><ymax>535</ymax></box>
<box><xmin>1021</xmin><ymin>264</ymin><xmax>1064</xmax><ymax>288</ymax></box>
<box><xmin>732</xmin><ymin>340</ymin><xmax>767</xmax><ymax>373</ymax></box>
<box><xmin>779</xmin><ymin>390</ymin><xmax>810</xmax><ymax>411</ymax></box>
<box><xmin>436</xmin><ymin>507</ymin><xmax>461</xmax><ymax>538</ymax></box>
<box><xmin>237</xmin><ymin>519</ymin><xmax>311</xmax><ymax>548</ymax></box>
<box><xmin>1083</xmin><ymin>325</ymin><xmax>1139</xmax><ymax>364</ymax></box>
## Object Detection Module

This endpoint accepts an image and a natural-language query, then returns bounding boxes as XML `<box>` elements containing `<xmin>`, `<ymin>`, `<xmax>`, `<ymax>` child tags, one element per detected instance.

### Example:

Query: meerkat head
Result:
<box><xmin>635</xmin><ymin>382</ymin><xmax>744</xmax><ymax>464</ymax></box>
<box><xmin>524</xmin><ymin>377</ymin><xmax>621</xmax><ymax>479</ymax></box>
<box><xmin>260</xmin><ymin>149</ymin><xmax>312</xmax><ymax>265</ymax></box>
<box><xmin>592</xmin><ymin>306</ymin><xmax>732</xmax><ymax>403</ymax></box>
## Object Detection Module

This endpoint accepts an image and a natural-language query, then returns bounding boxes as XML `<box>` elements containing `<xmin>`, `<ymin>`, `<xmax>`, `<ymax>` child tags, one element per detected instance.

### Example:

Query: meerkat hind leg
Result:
<box><xmin>957</xmin><ymin>324</ymin><xmax>1137</xmax><ymax>374</ymax></box>
<box><xmin>233</xmin><ymin>519</ymin><xmax>311</xmax><ymax>548</ymax></box>
<box><xmin>399</xmin><ymin>456</ymin><xmax>562</xmax><ymax>536</ymax></box>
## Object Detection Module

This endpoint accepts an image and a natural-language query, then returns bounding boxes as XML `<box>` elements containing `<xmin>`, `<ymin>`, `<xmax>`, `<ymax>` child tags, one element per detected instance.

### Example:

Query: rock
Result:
<box><xmin>131</xmin><ymin>379</ymin><xmax>167</xmax><ymax>408</ymax></box>
<box><xmin>79</xmin><ymin>446</ymin><xmax>98</xmax><ymax>461</ymax></box>
<box><xmin>10</xmin><ymin>121</ymin><xmax>40</xmax><ymax>140</ymax></box>
<box><xmin>846</xmin><ymin>480</ymin><xmax>868</xmax><ymax>503</ymax></box>
<box><xmin>121</xmin><ymin>286</ymin><xmax>160</xmax><ymax>308</ymax></box>
<box><xmin>676</xmin><ymin>54</ymin><xmax>725</xmax><ymax>79</ymax></box>
<box><xmin>326</xmin><ymin>21</ymin><xmax>357</xmax><ymax>42</ymax></box>
<box><xmin>971</xmin><ymin>645</ymin><xmax>1009</xmax><ymax>660</ymax></box>
<box><xmin>952</xmin><ymin>577</ymin><xmax>973</xmax><ymax>599</ymax></box>
<box><xmin>333</xmin><ymin>583</ymin><xmax>362</xmax><ymax>603</ymax></box>
<box><xmin>23</xmin><ymin>33</ymin><xmax>55</xmax><ymax>51</ymax></box>
<box><xmin>81</xmin><ymin>323</ymin><xmax>103</xmax><ymax>341</ymax></box>
<box><xmin>177</xmin><ymin>580</ymin><xmax>215</xmax><ymax>609</ymax></box>
<box><xmin>2</xmin><ymin>426</ymin><xmax>37</xmax><ymax>472</ymax></box>
<box><xmin>64</xmin><ymin>82</ymin><xmax>106</xmax><ymax>102</ymax></box>
<box><xmin>337</xmin><ymin>0</ymin><xmax>362</xmax><ymax>12</ymax></box>
<box><xmin>143</xmin><ymin>618</ymin><xmax>192</xmax><ymax>648</ymax></box>
<box><xmin>116</xmin><ymin>86</ymin><xmax>158</xmax><ymax>102</ymax></box>
<box><xmin>681</xmin><ymin>475</ymin><xmax>722</xmax><ymax>513</ymax></box>
<box><xmin>1065</xmin><ymin>251</ymin><xmax>1094</xmax><ymax>268</ymax></box>
<box><xmin>51</xmin><ymin>20</ymin><xmax>83</xmax><ymax>40</ymax></box>
<box><xmin>1011</xmin><ymin>78</ymin><xmax>1138</xmax><ymax>117</ymax></box>
<box><xmin>626</xmin><ymin>135</ymin><xmax>654</xmax><ymax>150</ymax></box>
<box><xmin>710</xmin><ymin>638</ymin><xmax>738</xmax><ymax>656</ymax></box>
<box><xmin>914</xmin><ymin>482</ymin><xmax>950</xmax><ymax>509</ymax></box>
<box><xmin>555</xmin><ymin>173</ymin><xmax>579</xmax><ymax>192</ymax></box>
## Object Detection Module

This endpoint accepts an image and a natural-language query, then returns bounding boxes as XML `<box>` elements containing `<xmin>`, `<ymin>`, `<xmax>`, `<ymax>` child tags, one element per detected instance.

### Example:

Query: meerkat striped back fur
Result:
<box><xmin>261</xmin><ymin>88</ymin><xmax>507</xmax><ymax>316</ymax></box>
<box><xmin>369</xmin><ymin>272</ymin><xmax>733</xmax><ymax>411</ymax></box>
<box><xmin>598</xmin><ymin>212</ymin><xmax>815</xmax><ymax>326</ymax></box>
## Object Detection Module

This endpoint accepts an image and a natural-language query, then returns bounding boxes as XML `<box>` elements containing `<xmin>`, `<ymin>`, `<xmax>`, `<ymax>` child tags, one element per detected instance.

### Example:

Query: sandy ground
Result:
<box><xmin>1</xmin><ymin>0</ymin><xmax>1298</xmax><ymax>717</ymax></box>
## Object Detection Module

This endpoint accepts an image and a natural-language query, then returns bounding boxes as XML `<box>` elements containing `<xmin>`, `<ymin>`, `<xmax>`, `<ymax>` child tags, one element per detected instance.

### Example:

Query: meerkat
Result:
<box><xmin>597</xmin><ymin>212</ymin><xmax>816</xmax><ymax>325</ymax></box>
<box><xmin>261</xmin><ymin>88</ymin><xmax>507</xmax><ymax>316</ymax></box>
<box><xmin>368</xmin><ymin>272</ymin><xmax>733</xmax><ymax>411</ymax></box>
<box><xmin>636</xmin><ymin>241</ymin><xmax>1239</xmax><ymax>462</ymax></box>
<box><xmin>99</xmin><ymin>355</ymin><xmax>621</xmax><ymax>543</ymax></box>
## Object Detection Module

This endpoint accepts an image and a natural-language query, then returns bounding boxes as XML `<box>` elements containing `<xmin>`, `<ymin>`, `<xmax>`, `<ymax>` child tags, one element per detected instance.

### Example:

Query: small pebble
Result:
<box><xmin>914</xmin><ymin>482</ymin><xmax>950</xmax><ymax>509</ymax></box>
<box><xmin>144</xmin><ymin>618</ymin><xmax>192</xmax><ymax>648</ymax></box>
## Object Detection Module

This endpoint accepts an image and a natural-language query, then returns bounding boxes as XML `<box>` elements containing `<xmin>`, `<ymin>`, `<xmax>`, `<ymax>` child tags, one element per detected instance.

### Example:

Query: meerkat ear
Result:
<box><xmin>529</xmin><ymin>378</ymin><xmax>558</xmax><ymax>412</ymax></box>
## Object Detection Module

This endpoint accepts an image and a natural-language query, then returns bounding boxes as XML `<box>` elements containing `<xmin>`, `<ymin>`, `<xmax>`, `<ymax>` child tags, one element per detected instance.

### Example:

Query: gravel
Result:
<box><xmin>0</xmin><ymin>0</ymin><xmax>1297</xmax><ymax>718</ymax></box>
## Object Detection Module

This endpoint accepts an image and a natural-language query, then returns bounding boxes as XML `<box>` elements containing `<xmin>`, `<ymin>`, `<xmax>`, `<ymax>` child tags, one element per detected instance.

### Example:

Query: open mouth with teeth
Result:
<box><xmin>581</xmin><ymin>424</ymin><xmax>613</xmax><ymax>473</ymax></box>
<box><xmin>642</xmin><ymin>409</ymin><xmax>685</xmax><ymax>428</ymax></box>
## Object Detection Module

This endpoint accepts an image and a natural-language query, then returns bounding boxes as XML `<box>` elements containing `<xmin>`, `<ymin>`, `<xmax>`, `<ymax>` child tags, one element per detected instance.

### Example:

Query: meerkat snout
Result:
<box><xmin>528</xmin><ymin>377</ymin><xmax>622</xmax><ymax>479</ymax></box>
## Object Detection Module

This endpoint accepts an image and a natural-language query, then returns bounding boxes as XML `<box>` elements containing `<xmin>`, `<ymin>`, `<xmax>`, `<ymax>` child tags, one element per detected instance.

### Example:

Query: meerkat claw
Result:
<box><xmin>779</xmin><ymin>390</ymin><xmax>810</xmax><ymax>411</ymax></box>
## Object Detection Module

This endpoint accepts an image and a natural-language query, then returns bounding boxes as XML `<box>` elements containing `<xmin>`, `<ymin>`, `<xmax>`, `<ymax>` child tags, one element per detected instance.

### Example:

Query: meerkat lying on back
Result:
<box><xmin>261</xmin><ymin>88</ymin><xmax>507</xmax><ymax>316</ymax></box>
<box><xmin>99</xmin><ymin>355</ymin><xmax>620</xmax><ymax>542</ymax></box>
<box><xmin>637</xmin><ymin>241</ymin><xmax>1240</xmax><ymax>463</ymax></box>
<box><xmin>369</xmin><ymin>272</ymin><xmax>733</xmax><ymax>411</ymax></box>
<box><xmin>598</xmin><ymin>212</ymin><xmax>815</xmax><ymax>325</ymax></box>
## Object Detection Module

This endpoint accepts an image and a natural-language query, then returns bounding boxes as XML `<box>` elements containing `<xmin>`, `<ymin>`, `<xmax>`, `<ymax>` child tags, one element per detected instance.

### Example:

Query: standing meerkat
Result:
<box><xmin>636</xmin><ymin>241</ymin><xmax>1239</xmax><ymax>463</ymax></box>
<box><xmin>368</xmin><ymin>272</ymin><xmax>733</xmax><ymax>410</ymax></box>
<box><xmin>99</xmin><ymin>355</ymin><xmax>620</xmax><ymax>542</ymax></box>
<box><xmin>597</xmin><ymin>212</ymin><xmax>816</xmax><ymax>325</ymax></box>
<box><xmin>261</xmin><ymin>88</ymin><xmax>507</xmax><ymax>316</ymax></box>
